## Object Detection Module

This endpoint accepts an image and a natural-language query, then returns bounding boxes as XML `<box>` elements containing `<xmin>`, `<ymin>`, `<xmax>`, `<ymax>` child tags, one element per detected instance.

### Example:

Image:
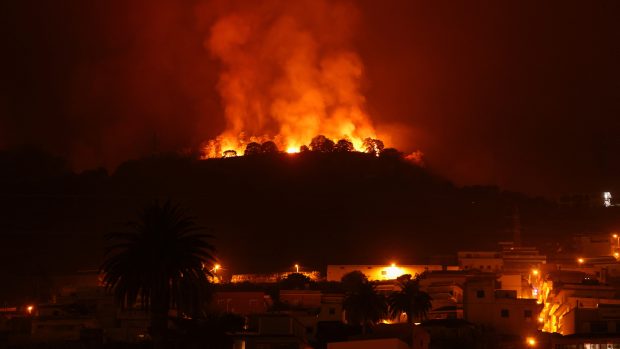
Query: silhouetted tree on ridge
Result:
<box><xmin>362</xmin><ymin>138</ymin><xmax>385</xmax><ymax>156</ymax></box>
<box><xmin>335</xmin><ymin>139</ymin><xmax>355</xmax><ymax>152</ymax></box>
<box><xmin>310</xmin><ymin>135</ymin><xmax>335</xmax><ymax>152</ymax></box>
<box><xmin>244</xmin><ymin>142</ymin><xmax>262</xmax><ymax>156</ymax></box>
<box><xmin>260</xmin><ymin>141</ymin><xmax>279</xmax><ymax>154</ymax></box>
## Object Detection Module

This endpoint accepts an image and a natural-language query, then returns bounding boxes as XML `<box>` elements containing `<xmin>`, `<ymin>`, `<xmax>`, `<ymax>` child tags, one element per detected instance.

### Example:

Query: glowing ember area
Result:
<box><xmin>201</xmin><ymin>1</ymin><xmax>384</xmax><ymax>158</ymax></box>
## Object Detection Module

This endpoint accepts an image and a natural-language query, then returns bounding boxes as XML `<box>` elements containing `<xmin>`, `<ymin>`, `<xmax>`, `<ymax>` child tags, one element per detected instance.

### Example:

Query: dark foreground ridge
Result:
<box><xmin>0</xmin><ymin>147</ymin><xmax>619</xmax><ymax>301</ymax></box>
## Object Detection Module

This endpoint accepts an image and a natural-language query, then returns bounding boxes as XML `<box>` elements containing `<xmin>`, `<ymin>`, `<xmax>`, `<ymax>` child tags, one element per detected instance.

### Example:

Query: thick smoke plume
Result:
<box><xmin>203</xmin><ymin>0</ymin><xmax>378</xmax><ymax>157</ymax></box>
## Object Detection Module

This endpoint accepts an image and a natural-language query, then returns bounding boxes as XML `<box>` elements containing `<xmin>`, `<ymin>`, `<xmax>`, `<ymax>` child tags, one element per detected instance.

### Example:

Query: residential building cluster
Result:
<box><xmin>3</xmin><ymin>233</ymin><xmax>620</xmax><ymax>348</ymax></box>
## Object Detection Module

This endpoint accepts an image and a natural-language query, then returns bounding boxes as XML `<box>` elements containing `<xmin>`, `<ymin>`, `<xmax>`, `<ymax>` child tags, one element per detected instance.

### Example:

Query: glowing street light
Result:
<box><xmin>26</xmin><ymin>305</ymin><xmax>34</xmax><ymax>315</ymax></box>
<box><xmin>385</xmin><ymin>263</ymin><xmax>403</xmax><ymax>279</ymax></box>
<box><xmin>214</xmin><ymin>264</ymin><xmax>221</xmax><ymax>272</ymax></box>
<box><xmin>526</xmin><ymin>337</ymin><xmax>537</xmax><ymax>347</ymax></box>
<box><xmin>531</xmin><ymin>269</ymin><xmax>539</xmax><ymax>276</ymax></box>
<box><xmin>577</xmin><ymin>258</ymin><xmax>585</xmax><ymax>265</ymax></box>
<box><xmin>294</xmin><ymin>264</ymin><xmax>299</xmax><ymax>273</ymax></box>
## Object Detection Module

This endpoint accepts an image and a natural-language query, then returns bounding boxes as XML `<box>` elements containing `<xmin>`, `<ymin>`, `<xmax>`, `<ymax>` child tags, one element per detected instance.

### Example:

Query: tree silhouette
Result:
<box><xmin>362</xmin><ymin>138</ymin><xmax>385</xmax><ymax>156</ymax></box>
<box><xmin>310</xmin><ymin>135</ymin><xmax>335</xmax><ymax>152</ymax></box>
<box><xmin>380</xmin><ymin>148</ymin><xmax>402</xmax><ymax>159</ymax></box>
<box><xmin>101</xmin><ymin>200</ymin><xmax>216</xmax><ymax>348</ymax></box>
<box><xmin>244</xmin><ymin>142</ymin><xmax>262</xmax><ymax>156</ymax></box>
<box><xmin>222</xmin><ymin>150</ymin><xmax>237</xmax><ymax>158</ymax></box>
<box><xmin>300</xmin><ymin>145</ymin><xmax>310</xmax><ymax>153</ymax></box>
<box><xmin>341</xmin><ymin>271</ymin><xmax>387</xmax><ymax>333</ymax></box>
<box><xmin>280</xmin><ymin>273</ymin><xmax>312</xmax><ymax>290</ymax></box>
<box><xmin>343</xmin><ymin>282</ymin><xmax>387</xmax><ymax>333</ymax></box>
<box><xmin>335</xmin><ymin>139</ymin><xmax>354</xmax><ymax>152</ymax></box>
<box><xmin>261</xmin><ymin>141</ymin><xmax>279</xmax><ymax>154</ymax></box>
<box><xmin>341</xmin><ymin>270</ymin><xmax>368</xmax><ymax>293</ymax></box>
<box><xmin>387</xmin><ymin>274</ymin><xmax>432</xmax><ymax>323</ymax></box>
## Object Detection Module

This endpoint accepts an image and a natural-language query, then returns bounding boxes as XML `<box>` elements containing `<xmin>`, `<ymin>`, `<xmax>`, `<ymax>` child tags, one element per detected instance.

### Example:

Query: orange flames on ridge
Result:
<box><xmin>202</xmin><ymin>1</ymin><xmax>381</xmax><ymax>158</ymax></box>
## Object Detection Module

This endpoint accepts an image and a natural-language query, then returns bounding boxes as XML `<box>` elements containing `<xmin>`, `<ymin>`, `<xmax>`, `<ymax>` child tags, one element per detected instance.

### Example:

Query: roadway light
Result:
<box><xmin>214</xmin><ymin>264</ymin><xmax>221</xmax><ymax>272</ymax></box>
<box><xmin>26</xmin><ymin>305</ymin><xmax>34</xmax><ymax>315</ymax></box>
<box><xmin>577</xmin><ymin>258</ymin><xmax>585</xmax><ymax>264</ymax></box>
<box><xmin>294</xmin><ymin>264</ymin><xmax>299</xmax><ymax>273</ymax></box>
<box><xmin>531</xmin><ymin>269</ymin><xmax>539</xmax><ymax>276</ymax></box>
<box><xmin>526</xmin><ymin>337</ymin><xmax>537</xmax><ymax>347</ymax></box>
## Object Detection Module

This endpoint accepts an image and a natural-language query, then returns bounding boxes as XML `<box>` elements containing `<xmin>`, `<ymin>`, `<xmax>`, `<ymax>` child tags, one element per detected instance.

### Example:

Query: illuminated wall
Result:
<box><xmin>326</xmin><ymin>264</ymin><xmax>457</xmax><ymax>282</ymax></box>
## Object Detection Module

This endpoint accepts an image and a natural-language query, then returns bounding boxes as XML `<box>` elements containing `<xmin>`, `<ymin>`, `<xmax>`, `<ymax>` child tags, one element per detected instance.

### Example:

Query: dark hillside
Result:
<box><xmin>1</xmin><ymin>148</ymin><xmax>619</xmax><ymax>302</ymax></box>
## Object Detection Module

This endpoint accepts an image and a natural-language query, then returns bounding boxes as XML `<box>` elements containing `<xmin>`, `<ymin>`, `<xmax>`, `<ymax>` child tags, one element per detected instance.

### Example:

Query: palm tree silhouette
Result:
<box><xmin>342</xmin><ymin>272</ymin><xmax>387</xmax><ymax>333</ymax></box>
<box><xmin>388</xmin><ymin>274</ymin><xmax>432</xmax><ymax>324</ymax></box>
<box><xmin>101</xmin><ymin>200</ymin><xmax>216</xmax><ymax>348</ymax></box>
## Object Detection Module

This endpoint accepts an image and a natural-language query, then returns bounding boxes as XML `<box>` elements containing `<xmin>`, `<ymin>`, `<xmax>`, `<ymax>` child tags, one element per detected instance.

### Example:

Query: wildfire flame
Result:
<box><xmin>201</xmin><ymin>1</ymin><xmax>381</xmax><ymax>158</ymax></box>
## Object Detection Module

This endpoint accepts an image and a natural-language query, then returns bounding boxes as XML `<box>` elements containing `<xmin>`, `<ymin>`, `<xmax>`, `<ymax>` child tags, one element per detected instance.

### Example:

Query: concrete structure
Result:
<box><xmin>232</xmin><ymin>271</ymin><xmax>321</xmax><ymax>283</ymax></box>
<box><xmin>325</xmin><ymin>323</ymin><xmax>429</xmax><ymax>349</ymax></box>
<box><xmin>538</xmin><ymin>271</ymin><xmax>620</xmax><ymax>335</ymax></box>
<box><xmin>458</xmin><ymin>251</ymin><xmax>503</xmax><ymax>272</ymax></box>
<box><xmin>420</xmin><ymin>319</ymin><xmax>481</xmax><ymax>349</ymax></box>
<box><xmin>457</xmin><ymin>246</ymin><xmax>546</xmax><ymax>279</ymax></box>
<box><xmin>499</xmin><ymin>273</ymin><xmax>533</xmax><ymax>298</ymax></box>
<box><xmin>501</xmin><ymin>245</ymin><xmax>547</xmax><ymax>275</ymax></box>
<box><xmin>318</xmin><ymin>293</ymin><xmax>345</xmax><ymax>322</ymax></box>
<box><xmin>573</xmin><ymin>233</ymin><xmax>617</xmax><ymax>257</ymax></box>
<box><xmin>463</xmin><ymin>276</ymin><xmax>541</xmax><ymax>336</ymax></box>
<box><xmin>279</xmin><ymin>290</ymin><xmax>322</xmax><ymax>309</ymax></box>
<box><xmin>424</xmin><ymin>282</ymin><xmax>463</xmax><ymax>320</ymax></box>
<box><xmin>326</xmin><ymin>264</ymin><xmax>458</xmax><ymax>282</ymax></box>
<box><xmin>212</xmin><ymin>291</ymin><xmax>268</xmax><ymax>314</ymax></box>
<box><xmin>232</xmin><ymin>314</ymin><xmax>310</xmax><ymax>349</ymax></box>
<box><xmin>546</xmin><ymin>333</ymin><xmax>620</xmax><ymax>348</ymax></box>
<box><xmin>327</xmin><ymin>338</ymin><xmax>410</xmax><ymax>349</ymax></box>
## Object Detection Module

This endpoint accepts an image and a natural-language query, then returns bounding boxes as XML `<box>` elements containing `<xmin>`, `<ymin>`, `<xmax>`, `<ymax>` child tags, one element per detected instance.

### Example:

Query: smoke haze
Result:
<box><xmin>0</xmin><ymin>0</ymin><xmax>618</xmax><ymax>196</ymax></box>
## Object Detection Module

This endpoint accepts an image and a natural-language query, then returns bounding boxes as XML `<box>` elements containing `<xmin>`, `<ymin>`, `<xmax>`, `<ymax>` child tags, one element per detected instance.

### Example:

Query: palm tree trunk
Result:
<box><xmin>150</xmin><ymin>289</ymin><xmax>170</xmax><ymax>349</ymax></box>
<box><xmin>150</xmin><ymin>309</ymin><xmax>168</xmax><ymax>349</ymax></box>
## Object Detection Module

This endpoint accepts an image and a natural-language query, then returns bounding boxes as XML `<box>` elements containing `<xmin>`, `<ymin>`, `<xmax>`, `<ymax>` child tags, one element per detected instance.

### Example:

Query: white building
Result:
<box><xmin>326</xmin><ymin>264</ymin><xmax>458</xmax><ymax>282</ymax></box>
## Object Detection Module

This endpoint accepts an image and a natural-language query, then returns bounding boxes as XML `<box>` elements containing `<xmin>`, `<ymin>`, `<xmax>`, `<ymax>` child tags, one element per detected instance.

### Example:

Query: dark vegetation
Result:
<box><xmin>240</xmin><ymin>135</ymin><xmax>385</xmax><ymax>155</ymax></box>
<box><xmin>1</xmin><ymin>146</ymin><xmax>620</xmax><ymax>304</ymax></box>
<box><xmin>101</xmin><ymin>200</ymin><xmax>216</xmax><ymax>348</ymax></box>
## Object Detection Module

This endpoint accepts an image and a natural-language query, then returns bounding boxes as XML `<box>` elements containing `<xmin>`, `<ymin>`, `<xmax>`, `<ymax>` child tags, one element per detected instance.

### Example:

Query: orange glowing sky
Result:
<box><xmin>0</xmin><ymin>0</ymin><xmax>618</xmax><ymax>196</ymax></box>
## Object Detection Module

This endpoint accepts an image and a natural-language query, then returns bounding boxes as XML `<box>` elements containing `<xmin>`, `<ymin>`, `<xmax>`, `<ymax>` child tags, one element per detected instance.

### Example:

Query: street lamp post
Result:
<box><xmin>294</xmin><ymin>264</ymin><xmax>299</xmax><ymax>273</ymax></box>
